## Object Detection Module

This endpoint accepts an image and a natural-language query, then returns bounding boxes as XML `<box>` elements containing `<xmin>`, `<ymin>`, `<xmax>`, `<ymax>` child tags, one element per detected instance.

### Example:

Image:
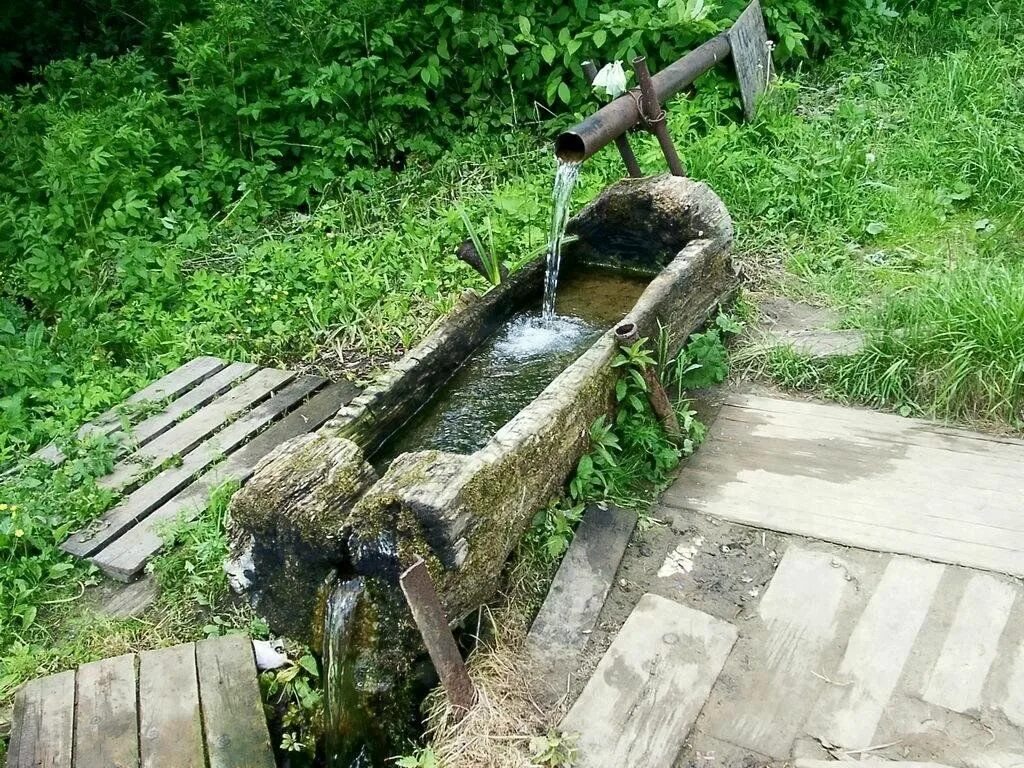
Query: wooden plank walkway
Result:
<box><xmin>561</xmin><ymin>593</ymin><xmax>737</xmax><ymax>768</ymax></box>
<box><xmin>6</xmin><ymin>636</ymin><xmax>274</xmax><ymax>768</ymax></box>
<box><xmin>663</xmin><ymin>393</ymin><xmax>1024</xmax><ymax>577</ymax></box>
<box><xmin>692</xmin><ymin>543</ymin><xmax>1024</xmax><ymax>762</ymax></box>
<box><xmin>51</xmin><ymin>357</ymin><xmax>357</xmax><ymax>580</ymax></box>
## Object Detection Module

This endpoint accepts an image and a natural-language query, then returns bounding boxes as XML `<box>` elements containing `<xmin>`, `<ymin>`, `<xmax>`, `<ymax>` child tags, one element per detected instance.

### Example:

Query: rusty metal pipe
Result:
<box><xmin>582</xmin><ymin>61</ymin><xmax>643</xmax><ymax>178</ymax></box>
<box><xmin>632</xmin><ymin>56</ymin><xmax>686</xmax><ymax>177</ymax></box>
<box><xmin>555</xmin><ymin>33</ymin><xmax>732</xmax><ymax>164</ymax></box>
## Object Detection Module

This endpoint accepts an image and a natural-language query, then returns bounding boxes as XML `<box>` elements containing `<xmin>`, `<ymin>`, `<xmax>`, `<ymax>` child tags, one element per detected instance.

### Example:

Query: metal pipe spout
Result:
<box><xmin>555</xmin><ymin>33</ymin><xmax>732</xmax><ymax>164</ymax></box>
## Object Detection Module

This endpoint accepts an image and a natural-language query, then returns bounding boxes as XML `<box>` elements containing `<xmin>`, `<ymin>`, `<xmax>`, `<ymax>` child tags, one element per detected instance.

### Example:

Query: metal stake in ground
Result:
<box><xmin>632</xmin><ymin>57</ymin><xmax>686</xmax><ymax>177</ymax></box>
<box><xmin>614</xmin><ymin>321</ymin><xmax>684</xmax><ymax>443</ymax></box>
<box><xmin>582</xmin><ymin>61</ymin><xmax>643</xmax><ymax>178</ymax></box>
<box><xmin>399</xmin><ymin>558</ymin><xmax>476</xmax><ymax>718</ymax></box>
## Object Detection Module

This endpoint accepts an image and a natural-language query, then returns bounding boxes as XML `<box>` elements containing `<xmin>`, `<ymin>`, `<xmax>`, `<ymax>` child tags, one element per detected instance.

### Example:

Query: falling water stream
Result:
<box><xmin>541</xmin><ymin>160</ymin><xmax>581</xmax><ymax>320</ymax></box>
<box><xmin>323</xmin><ymin>577</ymin><xmax>369</xmax><ymax>768</ymax></box>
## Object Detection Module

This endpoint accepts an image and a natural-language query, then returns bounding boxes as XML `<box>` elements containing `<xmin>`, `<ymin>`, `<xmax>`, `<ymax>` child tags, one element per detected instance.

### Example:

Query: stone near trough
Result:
<box><xmin>525</xmin><ymin>503</ymin><xmax>638</xmax><ymax>702</ymax></box>
<box><xmin>561</xmin><ymin>593</ymin><xmax>737</xmax><ymax>768</ymax></box>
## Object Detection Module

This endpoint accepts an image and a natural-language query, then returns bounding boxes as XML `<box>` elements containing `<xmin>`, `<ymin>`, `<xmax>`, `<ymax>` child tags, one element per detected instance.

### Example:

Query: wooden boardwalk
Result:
<box><xmin>42</xmin><ymin>357</ymin><xmax>356</xmax><ymax>581</ymax></box>
<box><xmin>664</xmin><ymin>393</ymin><xmax>1024</xmax><ymax>576</ymax></box>
<box><xmin>6</xmin><ymin>635</ymin><xmax>275</xmax><ymax>768</ymax></box>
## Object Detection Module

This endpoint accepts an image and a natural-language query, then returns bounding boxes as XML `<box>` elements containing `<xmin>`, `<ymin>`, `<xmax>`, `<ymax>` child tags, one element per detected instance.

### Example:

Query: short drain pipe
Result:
<box><xmin>615</xmin><ymin>321</ymin><xmax>684</xmax><ymax>444</ymax></box>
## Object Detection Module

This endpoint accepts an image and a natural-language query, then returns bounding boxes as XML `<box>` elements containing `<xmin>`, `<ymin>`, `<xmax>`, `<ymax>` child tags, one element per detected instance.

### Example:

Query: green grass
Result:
<box><xmin>3</xmin><ymin>0</ymin><xmax>1023</xmax><ymax>734</ymax></box>
<box><xmin>667</xmin><ymin>3</ymin><xmax>1024</xmax><ymax>423</ymax></box>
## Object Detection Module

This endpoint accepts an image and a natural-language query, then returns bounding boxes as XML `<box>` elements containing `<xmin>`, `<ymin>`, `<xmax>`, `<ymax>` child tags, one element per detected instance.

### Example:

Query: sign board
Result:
<box><xmin>729</xmin><ymin>0</ymin><xmax>773</xmax><ymax>121</ymax></box>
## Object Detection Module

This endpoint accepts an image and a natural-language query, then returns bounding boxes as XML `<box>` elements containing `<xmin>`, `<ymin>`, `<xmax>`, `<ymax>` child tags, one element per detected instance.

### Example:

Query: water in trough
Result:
<box><xmin>373</xmin><ymin>266</ymin><xmax>651</xmax><ymax>467</ymax></box>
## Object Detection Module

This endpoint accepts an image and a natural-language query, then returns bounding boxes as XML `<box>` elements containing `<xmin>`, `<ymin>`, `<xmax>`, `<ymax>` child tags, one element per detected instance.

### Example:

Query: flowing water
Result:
<box><xmin>373</xmin><ymin>267</ymin><xmax>650</xmax><ymax>467</ymax></box>
<box><xmin>323</xmin><ymin>577</ymin><xmax>368</xmax><ymax>768</ymax></box>
<box><xmin>541</xmin><ymin>160</ymin><xmax>581</xmax><ymax>320</ymax></box>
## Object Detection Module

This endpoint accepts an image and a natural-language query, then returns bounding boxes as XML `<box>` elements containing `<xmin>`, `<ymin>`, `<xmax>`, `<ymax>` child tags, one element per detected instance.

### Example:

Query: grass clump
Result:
<box><xmin>836</xmin><ymin>261</ymin><xmax>1024</xmax><ymax>424</ymax></box>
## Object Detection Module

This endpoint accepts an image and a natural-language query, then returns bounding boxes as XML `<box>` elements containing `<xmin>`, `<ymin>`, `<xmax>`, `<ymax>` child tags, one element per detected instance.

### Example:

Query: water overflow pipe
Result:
<box><xmin>555</xmin><ymin>33</ymin><xmax>732</xmax><ymax>164</ymax></box>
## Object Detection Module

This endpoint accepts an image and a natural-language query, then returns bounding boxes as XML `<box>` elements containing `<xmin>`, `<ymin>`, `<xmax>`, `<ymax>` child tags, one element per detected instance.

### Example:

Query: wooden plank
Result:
<box><xmin>923</xmin><ymin>573</ymin><xmax>1016</xmax><ymax>714</ymax></box>
<box><xmin>88</xmin><ymin>382</ymin><xmax>354</xmax><ymax>580</ymax></box>
<box><xmin>98</xmin><ymin>367</ymin><xmax>296</xmax><ymax>492</ymax></box>
<box><xmin>999</xmin><ymin>638</ymin><xmax>1024</xmax><ymax>728</ymax></box>
<box><xmin>797</xmin><ymin>762</ymin><xmax>955</xmax><ymax>768</ymax></box>
<box><xmin>561</xmin><ymin>593</ymin><xmax>737</xmax><ymax>768</ymax></box>
<box><xmin>807</xmin><ymin>557</ymin><xmax>944</xmax><ymax>750</ymax></box>
<box><xmin>64</xmin><ymin>375</ymin><xmax>325</xmax><ymax>561</ymax></box>
<box><xmin>31</xmin><ymin>357</ymin><xmax>227</xmax><ymax>466</ymax></box>
<box><xmin>195</xmin><ymin>635</ymin><xmax>276</xmax><ymax>768</ymax></box>
<box><xmin>400</xmin><ymin>559</ymin><xmax>475</xmax><ymax>714</ymax></box>
<box><xmin>726</xmin><ymin>394</ymin><xmax>1024</xmax><ymax>452</ymax></box>
<box><xmin>713</xmin><ymin>405</ymin><xmax>1024</xmax><ymax>478</ymax></box>
<box><xmin>127</xmin><ymin>362</ymin><xmax>258</xmax><ymax>449</ymax></box>
<box><xmin>671</xmin><ymin>466</ymin><xmax>1024</xmax><ymax>547</ymax></box>
<box><xmin>665</xmin><ymin>469</ymin><xmax>1024</xmax><ymax>577</ymax></box>
<box><xmin>664</xmin><ymin>395</ymin><xmax>1024</xmax><ymax>576</ymax></box>
<box><xmin>526</xmin><ymin>504</ymin><xmax>637</xmax><ymax>696</ymax></box>
<box><xmin>73</xmin><ymin>654</ymin><xmax>138</xmax><ymax>768</ymax></box>
<box><xmin>138</xmin><ymin>644</ymin><xmax>204</xmax><ymax>768</ymax></box>
<box><xmin>728</xmin><ymin>0</ymin><xmax>772</xmax><ymax>121</ymax></box>
<box><xmin>708</xmin><ymin>546</ymin><xmax>853</xmax><ymax>758</ymax></box>
<box><xmin>7</xmin><ymin>670</ymin><xmax>75</xmax><ymax>768</ymax></box>
<box><xmin>96</xmin><ymin>575</ymin><xmax>160</xmax><ymax>618</ymax></box>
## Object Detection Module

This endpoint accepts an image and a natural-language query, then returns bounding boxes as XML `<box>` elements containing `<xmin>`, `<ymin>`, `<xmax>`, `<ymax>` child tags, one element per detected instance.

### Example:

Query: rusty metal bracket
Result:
<box><xmin>400</xmin><ymin>557</ymin><xmax>475</xmax><ymax>718</ymax></box>
<box><xmin>632</xmin><ymin>56</ymin><xmax>686</xmax><ymax>177</ymax></box>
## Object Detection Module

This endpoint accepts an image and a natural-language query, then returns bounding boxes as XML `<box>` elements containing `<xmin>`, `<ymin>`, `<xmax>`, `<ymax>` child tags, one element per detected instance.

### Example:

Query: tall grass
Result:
<box><xmin>835</xmin><ymin>261</ymin><xmax>1024</xmax><ymax>424</ymax></box>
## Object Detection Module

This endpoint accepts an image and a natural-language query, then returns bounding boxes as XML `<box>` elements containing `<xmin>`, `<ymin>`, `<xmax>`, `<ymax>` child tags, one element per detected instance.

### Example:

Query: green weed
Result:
<box><xmin>834</xmin><ymin>261</ymin><xmax>1024</xmax><ymax>423</ymax></box>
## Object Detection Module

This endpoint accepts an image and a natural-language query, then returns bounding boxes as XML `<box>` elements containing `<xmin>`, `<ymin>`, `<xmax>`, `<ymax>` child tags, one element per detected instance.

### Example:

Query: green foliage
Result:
<box><xmin>834</xmin><ymin>261</ymin><xmax>1024</xmax><ymax>423</ymax></box>
<box><xmin>260</xmin><ymin>649</ymin><xmax>324</xmax><ymax>762</ymax></box>
<box><xmin>529</xmin><ymin>729</ymin><xmax>577</xmax><ymax>768</ymax></box>
<box><xmin>0</xmin><ymin>442</ymin><xmax>115</xmax><ymax>673</ymax></box>
<box><xmin>669</xmin><ymin>313</ymin><xmax>743</xmax><ymax>390</ymax></box>
<box><xmin>457</xmin><ymin>206</ymin><xmax>504</xmax><ymax>286</ymax></box>
<box><xmin>395</xmin><ymin>746</ymin><xmax>440</xmax><ymax>768</ymax></box>
<box><xmin>150</xmin><ymin>481</ymin><xmax>238</xmax><ymax>610</ymax></box>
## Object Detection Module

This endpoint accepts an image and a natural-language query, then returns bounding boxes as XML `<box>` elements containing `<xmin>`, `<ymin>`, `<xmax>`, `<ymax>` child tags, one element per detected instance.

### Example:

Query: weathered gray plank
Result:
<box><xmin>772</xmin><ymin>328</ymin><xmax>865</xmax><ymax>358</ymax></box>
<box><xmin>64</xmin><ymin>375</ymin><xmax>324</xmax><ymax>560</ymax></box>
<box><xmin>195</xmin><ymin>635</ymin><xmax>276</xmax><ymax>768</ymax></box>
<box><xmin>797</xmin><ymin>762</ymin><xmax>955</xmax><ymax>768</ymax></box>
<box><xmin>728</xmin><ymin>0</ymin><xmax>772</xmax><ymax>121</ymax></box>
<box><xmin>127</xmin><ymin>361</ymin><xmax>258</xmax><ymax>449</ymax></box>
<box><xmin>88</xmin><ymin>382</ymin><xmax>355</xmax><ymax>580</ymax></box>
<box><xmin>98</xmin><ymin>367</ymin><xmax>296</xmax><ymax>492</ymax></box>
<box><xmin>73</xmin><ymin>654</ymin><xmax>138</xmax><ymax>768</ymax></box>
<box><xmin>526</xmin><ymin>504</ymin><xmax>637</xmax><ymax>697</ymax></box>
<box><xmin>709</xmin><ymin>545</ymin><xmax>854</xmax><ymax>758</ymax></box>
<box><xmin>665</xmin><ymin>395</ymin><xmax>1024</xmax><ymax>576</ymax></box>
<box><xmin>727</xmin><ymin>393</ymin><xmax>1024</xmax><ymax>452</ymax></box>
<box><xmin>561</xmin><ymin>593</ymin><xmax>737</xmax><ymax>768</ymax></box>
<box><xmin>31</xmin><ymin>357</ymin><xmax>227</xmax><ymax>466</ymax></box>
<box><xmin>138</xmin><ymin>644</ymin><xmax>204</xmax><ymax>768</ymax></box>
<box><xmin>924</xmin><ymin>573</ymin><xmax>1016</xmax><ymax>713</ymax></box>
<box><xmin>7</xmin><ymin>670</ymin><xmax>75</xmax><ymax>768</ymax></box>
<box><xmin>96</xmin><ymin>575</ymin><xmax>160</xmax><ymax>618</ymax></box>
<box><xmin>807</xmin><ymin>557</ymin><xmax>944</xmax><ymax>750</ymax></box>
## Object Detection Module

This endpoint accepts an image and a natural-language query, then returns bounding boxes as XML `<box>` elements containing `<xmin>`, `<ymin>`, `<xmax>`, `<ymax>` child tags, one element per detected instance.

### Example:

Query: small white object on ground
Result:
<box><xmin>252</xmin><ymin>639</ymin><xmax>289</xmax><ymax>671</ymax></box>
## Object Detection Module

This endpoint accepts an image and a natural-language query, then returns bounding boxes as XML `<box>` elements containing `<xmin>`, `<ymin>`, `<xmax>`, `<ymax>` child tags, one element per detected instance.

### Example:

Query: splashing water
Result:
<box><xmin>541</xmin><ymin>160</ymin><xmax>581</xmax><ymax>320</ymax></box>
<box><xmin>323</xmin><ymin>576</ymin><xmax>367</xmax><ymax>768</ymax></box>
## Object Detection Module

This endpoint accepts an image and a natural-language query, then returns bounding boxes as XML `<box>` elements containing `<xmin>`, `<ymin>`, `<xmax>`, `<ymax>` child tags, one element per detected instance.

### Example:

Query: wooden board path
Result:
<box><xmin>6</xmin><ymin>637</ymin><xmax>274</xmax><ymax>768</ymax></box>
<box><xmin>663</xmin><ymin>393</ymin><xmax>1024</xmax><ymax>577</ymax></box>
<box><xmin>50</xmin><ymin>357</ymin><xmax>358</xmax><ymax>580</ymax></box>
<box><xmin>561</xmin><ymin>593</ymin><xmax>737</xmax><ymax>768</ymax></box>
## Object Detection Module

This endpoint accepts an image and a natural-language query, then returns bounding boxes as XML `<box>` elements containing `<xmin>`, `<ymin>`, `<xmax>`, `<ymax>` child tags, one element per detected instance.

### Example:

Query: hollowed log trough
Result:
<box><xmin>225</xmin><ymin>174</ymin><xmax>736</xmax><ymax>756</ymax></box>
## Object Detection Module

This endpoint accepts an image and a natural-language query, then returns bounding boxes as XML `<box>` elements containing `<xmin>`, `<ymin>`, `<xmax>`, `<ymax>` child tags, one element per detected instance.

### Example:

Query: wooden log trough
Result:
<box><xmin>224</xmin><ymin>174</ymin><xmax>737</xmax><ymax>759</ymax></box>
